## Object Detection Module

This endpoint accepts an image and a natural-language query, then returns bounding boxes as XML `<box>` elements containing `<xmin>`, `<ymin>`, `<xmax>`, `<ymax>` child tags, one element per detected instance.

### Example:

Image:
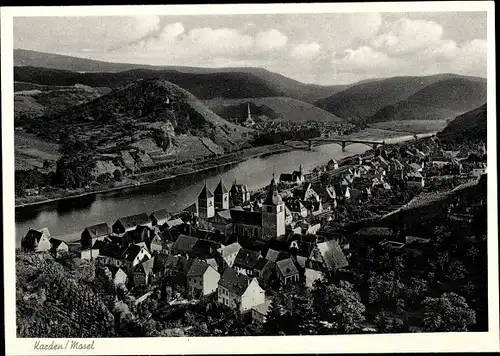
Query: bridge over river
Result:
<box><xmin>306</xmin><ymin>133</ymin><xmax>429</xmax><ymax>151</ymax></box>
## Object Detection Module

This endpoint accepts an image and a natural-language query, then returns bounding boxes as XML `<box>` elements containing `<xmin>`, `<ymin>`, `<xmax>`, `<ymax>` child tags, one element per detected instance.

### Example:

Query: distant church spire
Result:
<box><xmin>247</xmin><ymin>103</ymin><xmax>252</xmax><ymax>120</ymax></box>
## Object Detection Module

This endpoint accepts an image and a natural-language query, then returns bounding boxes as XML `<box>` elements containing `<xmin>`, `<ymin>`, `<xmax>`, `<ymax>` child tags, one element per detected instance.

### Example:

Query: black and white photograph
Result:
<box><xmin>2</xmin><ymin>2</ymin><xmax>498</xmax><ymax>355</ymax></box>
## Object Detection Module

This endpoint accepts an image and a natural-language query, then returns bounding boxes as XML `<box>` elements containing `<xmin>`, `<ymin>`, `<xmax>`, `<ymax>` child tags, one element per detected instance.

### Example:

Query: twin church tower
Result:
<box><xmin>196</xmin><ymin>175</ymin><xmax>285</xmax><ymax>240</ymax></box>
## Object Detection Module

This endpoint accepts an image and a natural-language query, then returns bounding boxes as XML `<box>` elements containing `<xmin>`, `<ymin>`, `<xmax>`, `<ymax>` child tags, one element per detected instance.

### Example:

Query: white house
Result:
<box><xmin>218</xmin><ymin>267</ymin><xmax>266</xmax><ymax>313</ymax></box>
<box><xmin>187</xmin><ymin>259</ymin><xmax>221</xmax><ymax>297</ymax></box>
<box><xmin>217</xmin><ymin>242</ymin><xmax>242</xmax><ymax>268</ymax></box>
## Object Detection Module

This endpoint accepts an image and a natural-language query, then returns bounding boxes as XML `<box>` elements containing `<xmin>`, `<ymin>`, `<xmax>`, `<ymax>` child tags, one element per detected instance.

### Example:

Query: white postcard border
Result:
<box><xmin>2</xmin><ymin>2</ymin><xmax>498</xmax><ymax>355</ymax></box>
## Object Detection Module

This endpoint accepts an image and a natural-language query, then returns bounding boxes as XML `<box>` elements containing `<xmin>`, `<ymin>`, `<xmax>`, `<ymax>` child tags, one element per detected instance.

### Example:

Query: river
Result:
<box><xmin>15</xmin><ymin>132</ymin><xmax>434</xmax><ymax>246</ymax></box>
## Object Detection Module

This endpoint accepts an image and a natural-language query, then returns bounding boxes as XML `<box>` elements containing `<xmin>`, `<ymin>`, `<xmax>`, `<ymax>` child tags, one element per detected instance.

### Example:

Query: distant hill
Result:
<box><xmin>438</xmin><ymin>103</ymin><xmax>487</xmax><ymax>141</ymax></box>
<box><xmin>14</xmin><ymin>83</ymin><xmax>111</xmax><ymax>119</ymax></box>
<box><xmin>204</xmin><ymin>97</ymin><xmax>344</xmax><ymax>124</ymax></box>
<box><xmin>14</xmin><ymin>49</ymin><xmax>347</xmax><ymax>103</ymax></box>
<box><xmin>370</xmin><ymin>78</ymin><xmax>487</xmax><ymax>123</ymax></box>
<box><xmin>315</xmin><ymin>74</ymin><xmax>487</xmax><ymax>123</ymax></box>
<box><xmin>20</xmin><ymin>79</ymin><xmax>252</xmax><ymax>162</ymax></box>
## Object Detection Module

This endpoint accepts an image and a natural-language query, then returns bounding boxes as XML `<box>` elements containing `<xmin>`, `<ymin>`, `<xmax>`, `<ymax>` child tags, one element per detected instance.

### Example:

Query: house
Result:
<box><xmin>106</xmin><ymin>266</ymin><xmax>128</xmax><ymax>286</ymax></box>
<box><xmin>96</xmin><ymin>243</ymin><xmax>152</xmax><ymax>273</ymax></box>
<box><xmin>312</xmin><ymin>183</ymin><xmax>336</xmax><ymax>202</ymax></box>
<box><xmin>147</xmin><ymin>234</ymin><xmax>163</xmax><ymax>254</ymax></box>
<box><xmin>217</xmin><ymin>242</ymin><xmax>242</xmax><ymax>268</ymax></box>
<box><xmin>407</xmin><ymin>171</ymin><xmax>425</xmax><ymax>188</ymax></box>
<box><xmin>470</xmin><ymin>164</ymin><xmax>487</xmax><ymax>177</ymax></box>
<box><xmin>280</xmin><ymin>165</ymin><xmax>305</xmax><ymax>185</ymax></box>
<box><xmin>81</xmin><ymin>223</ymin><xmax>110</xmax><ymax>248</ymax></box>
<box><xmin>186</xmin><ymin>259</ymin><xmax>220</xmax><ymax>297</ymax></box>
<box><xmin>21</xmin><ymin>228</ymin><xmax>51</xmax><ymax>252</ymax></box>
<box><xmin>408</xmin><ymin>163</ymin><xmax>423</xmax><ymax>173</ymax></box>
<box><xmin>217</xmin><ymin>267</ymin><xmax>266</xmax><ymax>313</ymax></box>
<box><xmin>158</xmin><ymin>255</ymin><xmax>194</xmax><ymax>286</ymax></box>
<box><xmin>149</xmin><ymin>209</ymin><xmax>171</xmax><ymax>227</ymax></box>
<box><xmin>251</xmin><ymin>300</ymin><xmax>272</xmax><ymax>324</ymax></box>
<box><xmin>304</xmin><ymin>268</ymin><xmax>325</xmax><ymax>288</ymax></box>
<box><xmin>49</xmin><ymin>238</ymin><xmax>69</xmax><ymax>256</ymax></box>
<box><xmin>276</xmin><ymin>258</ymin><xmax>300</xmax><ymax>285</ymax></box>
<box><xmin>210</xmin><ymin>209</ymin><xmax>233</xmax><ymax>236</ymax></box>
<box><xmin>133</xmin><ymin>257</ymin><xmax>155</xmax><ymax>286</ymax></box>
<box><xmin>172</xmin><ymin>234</ymin><xmax>199</xmax><ymax>256</ymax></box>
<box><xmin>164</xmin><ymin>218</ymin><xmax>185</xmax><ymax>229</ymax></box>
<box><xmin>286</xmin><ymin>200</ymin><xmax>308</xmax><ymax>219</ymax></box>
<box><xmin>252</xmin><ymin>258</ymin><xmax>276</xmax><ymax>285</ymax></box>
<box><xmin>112</xmin><ymin>213</ymin><xmax>151</xmax><ymax>235</ymax></box>
<box><xmin>294</xmin><ymin>182</ymin><xmax>320</xmax><ymax>202</ymax></box>
<box><xmin>265</xmin><ymin>248</ymin><xmax>290</xmax><ymax>263</ymax></box>
<box><xmin>301</xmin><ymin>200</ymin><xmax>324</xmax><ymax>216</ymax></box>
<box><xmin>233</xmin><ymin>249</ymin><xmax>262</xmax><ymax>276</ymax></box>
<box><xmin>309</xmin><ymin>240</ymin><xmax>349</xmax><ymax>274</ymax></box>
<box><xmin>327</xmin><ymin>159</ymin><xmax>339</xmax><ymax>170</ymax></box>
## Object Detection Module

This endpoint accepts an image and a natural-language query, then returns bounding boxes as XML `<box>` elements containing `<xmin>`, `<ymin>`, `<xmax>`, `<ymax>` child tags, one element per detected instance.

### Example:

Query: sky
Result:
<box><xmin>14</xmin><ymin>12</ymin><xmax>487</xmax><ymax>85</ymax></box>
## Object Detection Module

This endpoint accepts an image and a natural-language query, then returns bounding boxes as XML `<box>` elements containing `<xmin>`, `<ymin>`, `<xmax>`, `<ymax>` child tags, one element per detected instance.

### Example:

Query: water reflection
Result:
<box><xmin>15</xmin><ymin>143</ymin><xmax>371</xmax><ymax>245</ymax></box>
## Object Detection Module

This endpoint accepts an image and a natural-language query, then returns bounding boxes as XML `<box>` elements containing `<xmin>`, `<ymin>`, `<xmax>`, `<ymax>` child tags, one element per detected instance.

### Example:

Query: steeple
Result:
<box><xmin>247</xmin><ymin>103</ymin><xmax>252</xmax><ymax>120</ymax></box>
<box><xmin>263</xmin><ymin>174</ymin><xmax>283</xmax><ymax>206</ymax></box>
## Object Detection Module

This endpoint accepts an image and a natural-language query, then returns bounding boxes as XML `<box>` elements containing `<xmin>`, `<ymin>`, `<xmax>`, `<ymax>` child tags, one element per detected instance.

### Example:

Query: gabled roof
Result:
<box><xmin>234</xmin><ymin>248</ymin><xmax>262</xmax><ymax>270</ymax></box>
<box><xmin>183</xmin><ymin>203</ymin><xmax>198</xmax><ymax>214</ymax></box>
<box><xmin>165</xmin><ymin>218</ymin><xmax>185</xmax><ymax>228</ymax></box>
<box><xmin>276</xmin><ymin>258</ymin><xmax>299</xmax><ymax>278</ymax></box>
<box><xmin>150</xmin><ymin>209</ymin><xmax>171</xmax><ymax>222</ymax></box>
<box><xmin>107</xmin><ymin>266</ymin><xmax>126</xmax><ymax>277</ymax></box>
<box><xmin>198</xmin><ymin>183</ymin><xmax>214</xmax><ymax>199</ymax></box>
<box><xmin>49</xmin><ymin>238</ymin><xmax>67</xmax><ymax>249</ymax></box>
<box><xmin>218</xmin><ymin>267</ymin><xmax>250</xmax><ymax>296</ymax></box>
<box><xmin>316</xmin><ymin>240</ymin><xmax>348</xmax><ymax>271</ymax></box>
<box><xmin>218</xmin><ymin>242</ymin><xmax>242</xmax><ymax>258</ymax></box>
<box><xmin>213</xmin><ymin>209</ymin><xmax>232</xmax><ymax>222</ymax></box>
<box><xmin>173</xmin><ymin>234</ymin><xmax>199</xmax><ymax>254</ymax></box>
<box><xmin>187</xmin><ymin>258</ymin><xmax>212</xmax><ymax>276</ymax></box>
<box><xmin>286</xmin><ymin>200</ymin><xmax>306</xmax><ymax>213</ymax></box>
<box><xmin>115</xmin><ymin>213</ymin><xmax>150</xmax><ymax>229</ymax></box>
<box><xmin>22</xmin><ymin>229</ymin><xmax>44</xmax><ymax>248</ymax></box>
<box><xmin>214</xmin><ymin>179</ymin><xmax>229</xmax><ymax>195</ymax></box>
<box><xmin>83</xmin><ymin>223</ymin><xmax>110</xmax><ymax>238</ymax></box>
<box><xmin>136</xmin><ymin>257</ymin><xmax>155</xmax><ymax>275</ymax></box>
<box><xmin>122</xmin><ymin>244</ymin><xmax>145</xmax><ymax>262</ymax></box>
<box><xmin>265</xmin><ymin>248</ymin><xmax>290</xmax><ymax>262</ymax></box>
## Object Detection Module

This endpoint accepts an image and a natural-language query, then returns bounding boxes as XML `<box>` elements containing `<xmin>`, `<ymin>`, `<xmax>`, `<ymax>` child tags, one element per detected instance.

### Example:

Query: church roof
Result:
<box><xmin>214</xmin><ymin>179</ymin><xmax>228</xmax><ymax>195</ymax></box>
<box><xmin>263</xmin><ymin>177</ymin><xmax>283</xmax><ymax>206</ymax></box>
<box><xmin>198</xmin><ymin>183</ymin><xmax>213</xmax><ymax>199</ymax></box>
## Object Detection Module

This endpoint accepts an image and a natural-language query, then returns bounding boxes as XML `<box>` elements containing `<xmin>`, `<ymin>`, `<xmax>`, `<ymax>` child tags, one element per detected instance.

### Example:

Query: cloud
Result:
<box><xmin>254</xmin><ymin>29</ymin><xmax>288</xmax><ymax>52</ymax></box>
<box><xmin>120</xmin><ymin>23</ymin><xmax>289</xmax><ymax>60</ymax></box>
<box><xmin>290</xmin><ymin>42</ymin><xmax>321</xmax><ymax>60</ymax></box>
<box><xmin>372</xmin><ymin>17</ymin><xmax>445</xmax><ymax>56</ymax></box>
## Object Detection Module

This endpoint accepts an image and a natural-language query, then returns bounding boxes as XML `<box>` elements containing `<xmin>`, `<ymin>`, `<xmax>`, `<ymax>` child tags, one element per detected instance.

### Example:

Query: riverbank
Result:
<box><xmin>15</xmin><ymin>130</ymin><xmax>437</xmax><ymax>209</ymax></box>
<box><xmin>15</xmin><ymin>143</ymin><xmax>295</xmax><ymax>208</ymax></box>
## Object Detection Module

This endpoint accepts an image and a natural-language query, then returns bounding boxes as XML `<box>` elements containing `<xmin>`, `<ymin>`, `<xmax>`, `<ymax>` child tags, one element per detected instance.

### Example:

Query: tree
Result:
<box><xmin>367</xmin><ymin>272</ymin><xmax>404</xmax><ymax>308</ymax></box>
<box><xmin>374</xmin><ymin>310</ymin><xmax>406</xmax><ymax>333</ymax></box>
<box><xmin>404</xmin><ymin>277</ymin><xmax>428</xmax><ymax>306</ymax></box>
<box><xmin>113</xmin><ymin>169</ymin><xmax>123</xmax><ymax>182</ymax></box>
<box><xmin>263</xmin><ymin>289</ymin><xmax>287</xmax><ymax>335</ymax></box>
<box><xmin>312</xmin><ymin>280</ymin><xmax>366</xmax><ymax>334</ymax></box>
<box><xmin>422</xmin><ymin>292</ymin><xmax>476</xmax><ymax>332</ymax></box>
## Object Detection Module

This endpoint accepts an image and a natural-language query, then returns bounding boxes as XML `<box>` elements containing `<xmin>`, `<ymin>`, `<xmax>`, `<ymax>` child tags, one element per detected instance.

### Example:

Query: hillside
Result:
<box><xmin>438</xmin><ymin>103</ymin><xmax>487</xmax><ymax>141</ymax></box>
<box><xmin>17</xmin><ymin>79</ymin><xmax>252</xmax><ymax>173</ymax></box>
<box><xmin>204</xmin><ymin>97</ymin><xmax>344</xmax><ymax>124</ymax></box>
<box><xmin>370</xmin><ymin>78</ymin><xmax>487</xmax><ymax>123</ymax></box>
<box><xmin>315</xmin><ymin>74</ymin><xmax>487</xmax><ymax>123</ymax></box>
<box><xmin>14</xmin><ymin>49</ymin><xmax>347</xmax><ymax>102</ymax></box>
<box><xmin>14</xmin><ymin>84</ymin><xmax>111</xmax><ymax>119</ymax></box>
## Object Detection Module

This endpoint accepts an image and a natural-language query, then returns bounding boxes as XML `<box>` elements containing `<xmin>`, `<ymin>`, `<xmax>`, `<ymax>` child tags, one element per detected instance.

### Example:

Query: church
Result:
<box><xmin>195</xmin><ymin>175</ymin><xmax>286</xmax><ymax>240</ymax></box>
